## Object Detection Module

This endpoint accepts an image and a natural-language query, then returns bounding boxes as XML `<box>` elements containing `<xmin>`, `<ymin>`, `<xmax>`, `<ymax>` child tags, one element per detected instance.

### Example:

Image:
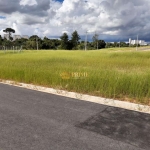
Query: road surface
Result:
<box><xmin>0</xmin><ymin>83</ymin><xmax>150</xmax><ymax>150</ymax></box>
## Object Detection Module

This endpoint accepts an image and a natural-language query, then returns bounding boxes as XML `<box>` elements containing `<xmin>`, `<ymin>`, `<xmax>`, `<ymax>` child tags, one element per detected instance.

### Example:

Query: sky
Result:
<box><xmin>0</xmin><ymin>0</ymin><xmax>150</xmax><ymax>41</ymax></box>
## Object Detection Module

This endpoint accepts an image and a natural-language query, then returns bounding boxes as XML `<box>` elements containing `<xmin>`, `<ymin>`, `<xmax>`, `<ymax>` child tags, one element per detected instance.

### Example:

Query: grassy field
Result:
<box><xmin>0</xmin><ymin>47</ymin><xmax>150</xmax><ymax>105</ymax></box>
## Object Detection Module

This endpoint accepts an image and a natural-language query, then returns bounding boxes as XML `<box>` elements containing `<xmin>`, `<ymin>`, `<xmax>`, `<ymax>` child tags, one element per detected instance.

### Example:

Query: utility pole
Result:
<box><xmin>3</xmin><ymin>46</ymin><xmax>5</xmax><ymax>53</ymax></box>
<box><xmin>36</xmin><ymin>27</ymin><xmax>39</xmax><ymax>51</ymax></box>
<box><xmin>84</xmin><ymin>31</ymin><xmax>88</xmax><ymax>51</ymax></box>
<box><xmin>136</xmin><ymin>34</ymin><xmax>138</xmax><ymax>51</ymax></box>
<box><xmin>13</xmin><ymin>46</ymin><xmax>14</xmax><ymax>53</ymax></box>
<box><xmin>95</xmin><ymin>31</ymin><xmax>99</xmax><ymax>50</ymax></box>
<box><xmin>36</xmin><ymin>36</ymin><xmax>38</xmax><ymax>50</ymax></box>
<box><xmin>84</xmin><ymin>30</ymin><xmax>100</xmax><ymax>50</ymax></box>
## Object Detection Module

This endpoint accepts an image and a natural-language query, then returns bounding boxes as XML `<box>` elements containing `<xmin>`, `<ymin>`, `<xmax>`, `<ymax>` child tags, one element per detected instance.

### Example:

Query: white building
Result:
<box><xmin>4</xmin><ymin>34</ymin><xmax>9</xmax><ymax>40</ymax></box>
<box><xmin>129</xmin><ymin>38</ymin><xmax>147</xmax><ymax>46</ymax></box>
<box><xmin>3</xmin><ymin>34</ymin><xmax>29</xmax><ymax>41</ymax></box>
<box><xmin>13</xmin><ymin>35</ymin><xmax>21</xmax><ymax>41</ymax></box>
<box><xmin>22</xmin><ymin>35</ymin><xmax>29</xmax><ymax>39</ymax></box>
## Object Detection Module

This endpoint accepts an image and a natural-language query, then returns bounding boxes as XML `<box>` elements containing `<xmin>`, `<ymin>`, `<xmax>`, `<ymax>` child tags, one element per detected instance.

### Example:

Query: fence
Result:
<box><xmin>0</xmin><ymin>45</ymin><xmax>22</xmax><ymax>53</ymax></box>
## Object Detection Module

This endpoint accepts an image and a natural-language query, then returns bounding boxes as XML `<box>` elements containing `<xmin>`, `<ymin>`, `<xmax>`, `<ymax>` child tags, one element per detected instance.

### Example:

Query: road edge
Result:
<box><xmin>0</xmin><ymin>79</ymin><xmax>150</xmax><ymax>114</ymax></box>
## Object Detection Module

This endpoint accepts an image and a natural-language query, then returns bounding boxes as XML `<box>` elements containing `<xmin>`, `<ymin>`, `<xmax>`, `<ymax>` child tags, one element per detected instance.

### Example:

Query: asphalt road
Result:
<box><xmin>0</xmin><ymin>83</ymin><xmax>150</xmax><ymax>150</ymax></box>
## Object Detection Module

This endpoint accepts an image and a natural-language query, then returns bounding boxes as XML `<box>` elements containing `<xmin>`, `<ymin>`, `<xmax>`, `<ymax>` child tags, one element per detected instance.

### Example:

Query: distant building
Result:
<box><xmin>22</xmin><ymin>35</ymin><xmax>29</xmax><ymax>39</ymax></box>
<box><xmin>129</xmin><ymin>38</ymin><xmax>147</xmax><ymax>46</ymax></box>
<box><xmin>4</xmin><ymin>34</ymin><xmax>9</xmax><ymax>40</ymax></box>
<box><xmin>13</xmin><ymin>35</ymin><xmax>29</xmax><ymax>41</ymax></box>
<box><xmin>3</xmin><ymin>34</ymin><xmax>29</xmax><ymax>41</ymax></box>
<box><xmin>13</xmin><ymin>35</ymin><xmax>21</xmax><ymax>41</ymax></box>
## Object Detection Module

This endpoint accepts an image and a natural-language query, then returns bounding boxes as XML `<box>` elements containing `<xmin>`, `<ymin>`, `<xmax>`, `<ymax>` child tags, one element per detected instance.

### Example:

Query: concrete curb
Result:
<box><xmin>0</xmin><ymin>79</ymin><xmax>150</xmax><ymax>114</ymax></box>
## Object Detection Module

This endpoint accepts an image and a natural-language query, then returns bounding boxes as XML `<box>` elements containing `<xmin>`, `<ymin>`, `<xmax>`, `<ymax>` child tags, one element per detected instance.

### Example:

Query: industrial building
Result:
<box><xmin>22</xmin><ymin>35</ymin><xmax>29</xmax><ymax>39</ymax></box>
<box><xmin>2</xmin><ymin>34</ymin><xmax>29</xmax><ymax>41</ymax></box>
<box><xmin>4</xmin><ymin>34</ymin><xmax>9</xmax><ymax>40</ymax></box>
<box><xmin>129</xmin><ymin>38</ymin><xmax>147</xmax><ymax>46</ymax></box>
<box><xmin>13</xmin><ymin>35</ymin><xmax>21</xmax><ymax>40</ymax></box>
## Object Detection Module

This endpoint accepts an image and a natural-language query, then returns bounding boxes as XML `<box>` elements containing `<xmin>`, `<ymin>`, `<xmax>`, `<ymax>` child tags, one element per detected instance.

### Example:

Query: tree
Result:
<box><xmin>71</xmin><ymin>30</ymin><xmax>80</xmax><ymax>49</ymax></box>
<box><xmin>0</xmin><ymin>35</ymin><xmax>2</xmax><ymax>45</ymax></box>
<box><xmin>29</xmin><ymin>35</ymin><xmax>39</xmax><ymax>41</ymax></box>
<box><xmin>92</xmin><ymin>34</ymin><xmax>106</xmax><ymax>49</ymax></box>
<box><xmin>3</xmin><ymin>28</ymin><xmax>15</xmax><ymax>41</ymax></box>
<box><xmin>60</xmin><ymin>33</ymin><xmax>69</xmax><ymax>50</ymax></box>
<box><xmin>92</xmin><ymin>33</ymin><xmax>99</xmax><ymax>49</ymax></box>
<box><xmin>97</xmin><ymin>40</ymin><xmax>106</xmax><ymax>49</ymax></box>
<box><xmin>78</xmin><ymin>41</ymin><xmax>85</xmax><ymax>50</ymax></box>
<box><xmin>13</xmin><ymin>38</ymin><xmax>28</xmax><ymax>49</ymax></box>
<box><xmin>114</xmin><ymin>42</ymin><xmax>118</xmax><ymax>47</ymax></box>
<box><xmin>28</xmin><ymin>35</ymin><xmax>41</xmax><ymax>50</ymax></box>
<box><xmin>120</xmin><ymin>42</ymin><xmax>129</xmax><ymax>47</ymax></box>
<box><xmin>42</xmin><ymin>37</ymin><xmax>50</xmax><ymax>49</ymax></box>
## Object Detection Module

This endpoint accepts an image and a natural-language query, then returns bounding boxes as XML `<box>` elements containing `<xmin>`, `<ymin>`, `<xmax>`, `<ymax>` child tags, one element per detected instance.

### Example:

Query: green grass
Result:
<box><xmin>0</xmin><ymin>48</ymin><xmax>150</xmax><ymax>105</ymax></box>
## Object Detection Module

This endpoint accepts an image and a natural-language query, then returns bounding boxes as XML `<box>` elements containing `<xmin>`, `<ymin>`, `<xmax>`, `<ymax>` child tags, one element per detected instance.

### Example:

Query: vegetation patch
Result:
<box><xmin>0</xmin><ymin>48</ymin><xmax>150</xmax><ymax>105</ymax></box>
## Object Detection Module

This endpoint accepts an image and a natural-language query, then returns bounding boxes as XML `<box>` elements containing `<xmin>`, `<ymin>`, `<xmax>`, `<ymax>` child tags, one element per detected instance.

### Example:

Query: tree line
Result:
<box><xmin>0</xmin><ymin>28</ymin><xmax>107</xmax><ymax>50</ymax></box>
<box><xmin>1</xmin><ymin>27</ymin><xmax>137</xmax><ymax>50</ymax></box>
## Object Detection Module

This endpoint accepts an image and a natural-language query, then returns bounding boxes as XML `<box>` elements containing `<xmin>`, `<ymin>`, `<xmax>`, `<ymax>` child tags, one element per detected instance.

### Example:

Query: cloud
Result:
<box><xmin>0</xmin><ymin>0</ymin><xmax>20</xmax><ymax>14</ymax></box>
<box><xmin>0</xmin><ymin>0</ymin><xmax>150</xmax><ymax>41</ymax></box>
<box><xmin>20</xmin><ymin>0</ymin><xmax>38</xmax><ymax>6</ymax></box>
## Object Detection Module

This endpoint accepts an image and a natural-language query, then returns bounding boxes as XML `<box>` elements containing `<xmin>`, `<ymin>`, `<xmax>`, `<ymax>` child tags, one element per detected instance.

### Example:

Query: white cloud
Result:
<box><xmin>0</xmin><ymin>0</ymin><xmax>150</xmax><ymax>41</ymax></box>
<box><xmin>0</xmin><ymin>29</ymin><xmax>5</xmax><ymax>37</ymax></box>
<box><xmin>20</xmin><ymin>0</ymin><xmax>37</xmax><ymax>6</ymax></box>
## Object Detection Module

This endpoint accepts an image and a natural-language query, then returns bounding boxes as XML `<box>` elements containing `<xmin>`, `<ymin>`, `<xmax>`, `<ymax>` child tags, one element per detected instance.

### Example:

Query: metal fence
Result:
<box><xmin>0</xmin><ymin>45</ymin><xmax>22</xmax><ymax>52</ymax></box>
